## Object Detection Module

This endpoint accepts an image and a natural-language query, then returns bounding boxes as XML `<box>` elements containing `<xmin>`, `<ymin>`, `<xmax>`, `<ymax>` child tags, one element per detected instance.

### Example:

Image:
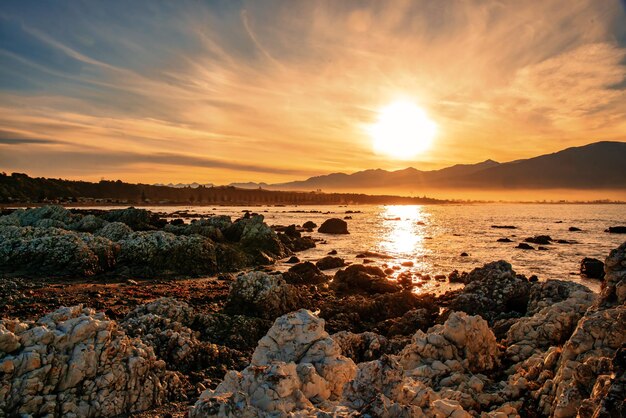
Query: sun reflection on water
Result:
<box><xmin>378</xmin><ymin>205</ymin><xmax>428</xmax><ymax>259</ymax></box>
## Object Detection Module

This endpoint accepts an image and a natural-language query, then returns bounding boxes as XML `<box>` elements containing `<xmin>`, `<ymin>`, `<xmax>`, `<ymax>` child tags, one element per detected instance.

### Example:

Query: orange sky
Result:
<box><xmin>1</xmin><ymin>0</ymin><xmax>625</xmax><ymax>184</ymax></box>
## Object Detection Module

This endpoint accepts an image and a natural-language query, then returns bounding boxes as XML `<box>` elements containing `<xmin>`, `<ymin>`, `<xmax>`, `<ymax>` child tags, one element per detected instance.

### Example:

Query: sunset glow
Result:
<box><xmin>369</xmin><ymin>101</ymin><xmax>437</xmax><ymax>160</ymax></box>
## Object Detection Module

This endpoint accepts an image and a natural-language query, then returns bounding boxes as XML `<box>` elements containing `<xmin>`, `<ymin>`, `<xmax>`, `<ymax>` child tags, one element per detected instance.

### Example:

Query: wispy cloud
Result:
<box><xmin>0</xmin><ymin>0</ymin><xmax>624</xmax><ymax>183</ymax></box>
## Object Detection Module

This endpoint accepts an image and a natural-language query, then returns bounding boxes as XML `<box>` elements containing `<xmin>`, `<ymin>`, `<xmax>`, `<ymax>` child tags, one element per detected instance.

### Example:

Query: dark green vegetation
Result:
<box><xmin>0</xmin><ymin>172</ymin><xmax>446</xmax><ymax>205</ymax></box>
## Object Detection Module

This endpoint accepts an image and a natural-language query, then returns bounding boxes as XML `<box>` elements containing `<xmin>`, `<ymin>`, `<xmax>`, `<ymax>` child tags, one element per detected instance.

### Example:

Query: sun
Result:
<box><xmin>368</xmin><ymin>100</ymin><xmax>438</xmax><ymax>160</ymax></box>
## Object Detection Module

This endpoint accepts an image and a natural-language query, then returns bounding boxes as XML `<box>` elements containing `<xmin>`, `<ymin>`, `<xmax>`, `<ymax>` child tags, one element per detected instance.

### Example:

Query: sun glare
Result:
<box><xmin>369</xmin><ymin>100</ymin><xmax>438</xmax><ymax>160</ymax></box>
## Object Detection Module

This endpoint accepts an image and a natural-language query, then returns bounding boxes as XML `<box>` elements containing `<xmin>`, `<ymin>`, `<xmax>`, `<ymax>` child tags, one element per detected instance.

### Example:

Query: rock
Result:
<box><xmin>569</xmin><ymin>226</ymin><xmax>582</xmax><ymax>232</ymax></box>
<box><xmin>190</xmin><ymin>310</ymin><xmax>357</xmax><ymax>417</ymax></box>
<box><xmin>606</xmin><ymin>226</ymin><xmax>626</xmax><ymax>234</ymax></box>
<box><xmin>525</xmin><ymin>235</ymin><xmax>552</xmax><ymax>245</ymax></box>
<box><xmin>318</xmin><ymin>218</ymin><xmax>349</xmax><ymax>234</ymax></box>
<box><xmin>504</xmin><ymin>281</ymin><xmax>595</xmax><ymax>363</ymax></box>
<box><xmin>601</xmin><ymin>241</ymin><xmax>626</xmax><ymax>306</ymax></box>
<box><xmin>302</xmin><ymin>221</ymin><xmax>317</xmax><ymax>229</ymax></box>
<box><xmin>460</xmin><ymin>252</ymin><xmax>469</xmax><ymax>257</ymax></box>
<box><xmin>491</xmin><ymin>225</ymin><xmax>517</xmax><ymax>229</ymax></box>
<box><xmin>285</xmin><ymin>255</ymin><xmax>300</xmax><ymax>264</ymax></box>
<box><xmin>225</xmin><ymin>271</ymin><xmax>308</xmax><ymax>319</ymax></box>
<box><xmin>580</xmin><ymin>257</ymin><xmax>605</xmax><ymax>279</ymax></box>
<box><xmin>0</xmin><ymin>306</ymin><xmax>182</xmax><ymax>417</ymax></box>
<box><xmin>497</xmin><ymin>238</ymin><xmax>513</xmax><ymax>243</ymax></box>
<box><xmin>0</xmin><ymin>225</ymin><xmax>118</xmax><ymax>277</ymax></box>
<box><xmin>327</xmin><ymin>249</ymin><xmax>338</xmax><ymax>255</ymax></box>
<box><xmin>283</xmin><ymin>261</ymin><xmax>329</xmax><ymax>285</ymax></box>
<box><xmin>332</xmin><ymin>331</ymin><xmax>394</xmax><ymax>363</ymax></box>
<box><xmin>446</xmin><ymin>261</ymin><xmax>531</xmax><ymax>323</ymax></box>
<box><xmin>0</xmin><ymin>205</ymin><xmax>75</xmax><ymax>228</ymax></box>
<box><xmin>315</xmin><ymin>256</ymin><xmax>346</xmax><ymax>270</ymax></box>
<box><xmin>332</xmin><ymin>264</ymin><xmax>401</xmax><ymax>294</ymax></box>
<box><xmin>97</xmin><ymin>221</ymin><xmax>133</xmax><ymax>241</ymax></box>
<box><xmin>101</xmin><ymin>207</ymin><xmax>166</xmax><ymax>230</ymax></box>
<box><xmin>401</xmin><ymin>261</ymin><xmax>414</xmax><ymax>267</ymax></box>
<box><xmin>356</xmin><ymin>250</ymin><xmax>393</xmax><ymax>259</ymax></box>
<box><xmin>117</xmin><ymin>231</ymin><xmax>217</xmax><ymax>276</ymax></box>
<box><xmin>71</xmin><ymin>214</ymin><xmax>106</xmax><ymax>232</ymax></box>
<box><xmin>516</xmin><ymin>243</ymin><xmax>534</xmax><ymax>250</ymax></box>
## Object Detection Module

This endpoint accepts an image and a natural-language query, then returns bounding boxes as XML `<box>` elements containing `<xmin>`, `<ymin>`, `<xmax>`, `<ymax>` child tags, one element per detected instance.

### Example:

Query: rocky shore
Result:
<box><xmin>0</xmin><ymin>206</ymin><xmax>624</xmax><ymax>417</ymax></box>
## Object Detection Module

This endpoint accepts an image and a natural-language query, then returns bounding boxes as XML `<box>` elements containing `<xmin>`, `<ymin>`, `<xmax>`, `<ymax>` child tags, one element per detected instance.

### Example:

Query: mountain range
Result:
<box><xmin>230</xmin><ymin>141</ymin><xmax>626</xmax><ymax>192</ymax></box>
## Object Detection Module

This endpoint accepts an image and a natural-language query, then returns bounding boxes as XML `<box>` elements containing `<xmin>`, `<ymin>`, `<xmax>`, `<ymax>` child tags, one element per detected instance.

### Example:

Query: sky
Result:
<box><xmin>1</xmin><ymin>0</ymin><xmax>625</xmax><ymax>184</ymax></box>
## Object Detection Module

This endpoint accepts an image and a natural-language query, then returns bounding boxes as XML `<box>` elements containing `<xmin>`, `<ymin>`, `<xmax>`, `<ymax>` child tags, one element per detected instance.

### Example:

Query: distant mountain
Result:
<box><xmin>229</xmin><ymin>141</ymin><xmax>625</xmax><ymax>191</ymax></box>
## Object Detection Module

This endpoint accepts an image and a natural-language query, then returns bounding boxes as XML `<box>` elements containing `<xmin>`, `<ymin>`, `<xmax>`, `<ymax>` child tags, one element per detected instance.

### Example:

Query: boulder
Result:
<box><xmin>318</xmin><ymin>218</ymin><xmax>349</xmax><ymax>234</ymax></box>
<box><xmin>516</xmin><ymin>243</ymin><xmax>534</xmax><ymax>250</ymax></box>
<box><xmin>580</xmin><ymin>257</ymin><xmax>605</xmax><ymax>279</ymax></box>
<box><xmin>606</xmin><ymin>226</ymin><xmax>626</xmax><ymax>234</ymax></box>
<box><xmin>225</xmin><ymin>271</ymin><xmax>308</xmax><ymax>319</ymax></box>
<box><xmin>332</xmin><ymin>264</ymin><xmax>401</xmax><ymax>294</ymax></box>
<box><xmin>315</xmin><ymin>256</ymin><xmax>346</xmax><ymax>270</ymax></box>
<box><xmin>101</xmin><ymin>207</ymin><xmax>166</xmax><ymax>230</ymax></box>
<box><xmin>446</xmin><ymin>261</ymin><xmax>531</xmax><ymax>323</ymax></box>
<box><xmin>283</xmin><ymin>261</ymin><xmax>329</xmax><ymax>285</ymax></box>
<box><xmin>302</xmin><ymin>221</ymin><xmax>317</xmax><ymax>229</ymax></box>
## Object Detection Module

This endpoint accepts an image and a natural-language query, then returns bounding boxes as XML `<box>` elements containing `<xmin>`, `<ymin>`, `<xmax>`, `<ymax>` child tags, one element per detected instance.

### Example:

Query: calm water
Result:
<box><xmin>94</xmin><ymin>204</ymin><xmax>626</xmax><ymax>294</ymax></box>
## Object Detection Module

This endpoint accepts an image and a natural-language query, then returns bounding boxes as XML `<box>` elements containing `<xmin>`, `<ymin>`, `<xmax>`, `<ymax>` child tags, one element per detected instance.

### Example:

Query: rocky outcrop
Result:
<box><xmin>0</xmin><ymin>306</ymin><xmax>182</xmax><ymax>417</ymax></box>
<box><xmin>117</xmin><ymin>231</ymin><xmax>218</xmax><ymax>276</ymax></box>
<box><xmin>446</xmin><ymin>261</ymin><xmax>531</xmax><ymax>323</ymax></box>
<box><xmin>0</xmin><ymin>206</ymin><xmax>313</xmax><ymax>278</ymax></box>
<box><xmin>224</xmin><ymin>272</ymin><xmax>309</xmax><ymax>319</ymax></box>
<box><xmin>332</xmin><ymin>264</ymin><xmax>402</xmax><ymax>294</ymax></box>
<box><xmin>190</xmin><ymin>310</ymin><xmax>357</xmax><ymax>417</ymax></box>
<box><xmin>318</xmin><ymin>218</ymin><xmax>349</xmax><ymax>234</ymax></box>
<box><xmin>0</xmin><ymin>225</ymin><xmax>118</xmax><ymax>276</ymax></box>
<box><xmin>504</xmin><ymin>281</ymin><xmax>595</xmax><ymax>363</ymax></box>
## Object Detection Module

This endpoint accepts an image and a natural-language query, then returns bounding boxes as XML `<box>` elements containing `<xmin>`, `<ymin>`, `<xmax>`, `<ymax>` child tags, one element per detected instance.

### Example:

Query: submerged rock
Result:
<box><xmin>606</xmin><ymin>226</ymin><xmax>626</xmax><ymax>234</ymax></box>
<box><xmin>318</xmin><ymin>218</ymin><xmax>349</xmax><ymax>234</ymax></box>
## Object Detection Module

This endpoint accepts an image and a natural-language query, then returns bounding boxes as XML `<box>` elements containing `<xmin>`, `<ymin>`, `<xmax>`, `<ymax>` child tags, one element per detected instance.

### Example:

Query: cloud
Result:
<box><xmin>0</xmin><ymin>0</ymin><xmax>625</xmax><ymax>182</ymax></box>
<box><xmin>0</xmin><ymin>138</ymin><xmax>61</xmax><ymax>145</ymax></box>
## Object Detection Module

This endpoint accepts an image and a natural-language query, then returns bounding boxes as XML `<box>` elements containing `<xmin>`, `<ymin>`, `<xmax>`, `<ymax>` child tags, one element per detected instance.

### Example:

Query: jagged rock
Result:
<box><xmin>398</xmin><ymin>312</ymin><xmax>500</xmax><ymax>374</ymax></box>
<box><xmin>101</xmin><ymin>207</ymin><xmax>166</xmax><ymax>230</ymax></box>
<box><xmin>225</xmin><ymin>271</ymin><xmax>308</xmax><ymax>319</ymax></box>
<box><xmin>332</xmin><ymin>264</ymin><xmax>401</xmax><ymax>294</ymax></box>
<box><xmin>163</xmin><ymin>219</ymin><xmax>224</xmax><ymax>242</ymax></box>
<box><xmin>318</xmin><ymin>218</ymin><xmax>349</xmax><ymax>234</ymax></box>
<box><xmin>504</xmin><ymin>281</ymin><xmax>595</xmax><ymax>363</ymax></box>
<box><xmin>118</xmin><ymin>231</ymin><xmax>217</xmax><ymax>276</ymax></box>
<box><xmin>0</xmin><ymin>306</ymin><xmax>182</xmax><ymax>417</ymax></box>
<box><xmin>316</xmin><ymin>256</ymin><xmax>346</xmax><ymax>270</ymax></box>
<box><xmin>0</xmin><ymin>205</ymin><xmax>75</xmax><ymax>227</ymax></box>
<box><xmin>190</xmin><ymin>310</ymin><xmax>357</xmax><ymax>416</ymax></box>
<box><xmin>333</xmin><ymin>331</ymin><xmax>394</xmax><ymax>363</ymax></box>
<box><xmin>446</xmin><ymin>261</ymin><xmax>531</xmax><ymax>323</ymax></box>
<box><xmin>601</xmin><ymin>241</ymin><xmax>626</xmax><ymax>306</ymax></box>
<box><xmin>225</xmin><ymin>215</ymin><xmax>288</xmax><ymax>260</ymax></box>
<box><xmin>96</xmin><ymin>221</ymin><xmax>133</xmax><ymax>241</ymax></box>
<box><xmin>0</xmin><ymin>225</ymin><xmax>118</xmax><ymax>276</ymax></box>
<box><xmin>122</xmin><ymin>299</ymin><xmax>247</xmax><ymax>378</ymax></box>
<box><xmin>71</xmin><ymin>214</ymin><xmax>106</xmax><ymax>232</ymax></box>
